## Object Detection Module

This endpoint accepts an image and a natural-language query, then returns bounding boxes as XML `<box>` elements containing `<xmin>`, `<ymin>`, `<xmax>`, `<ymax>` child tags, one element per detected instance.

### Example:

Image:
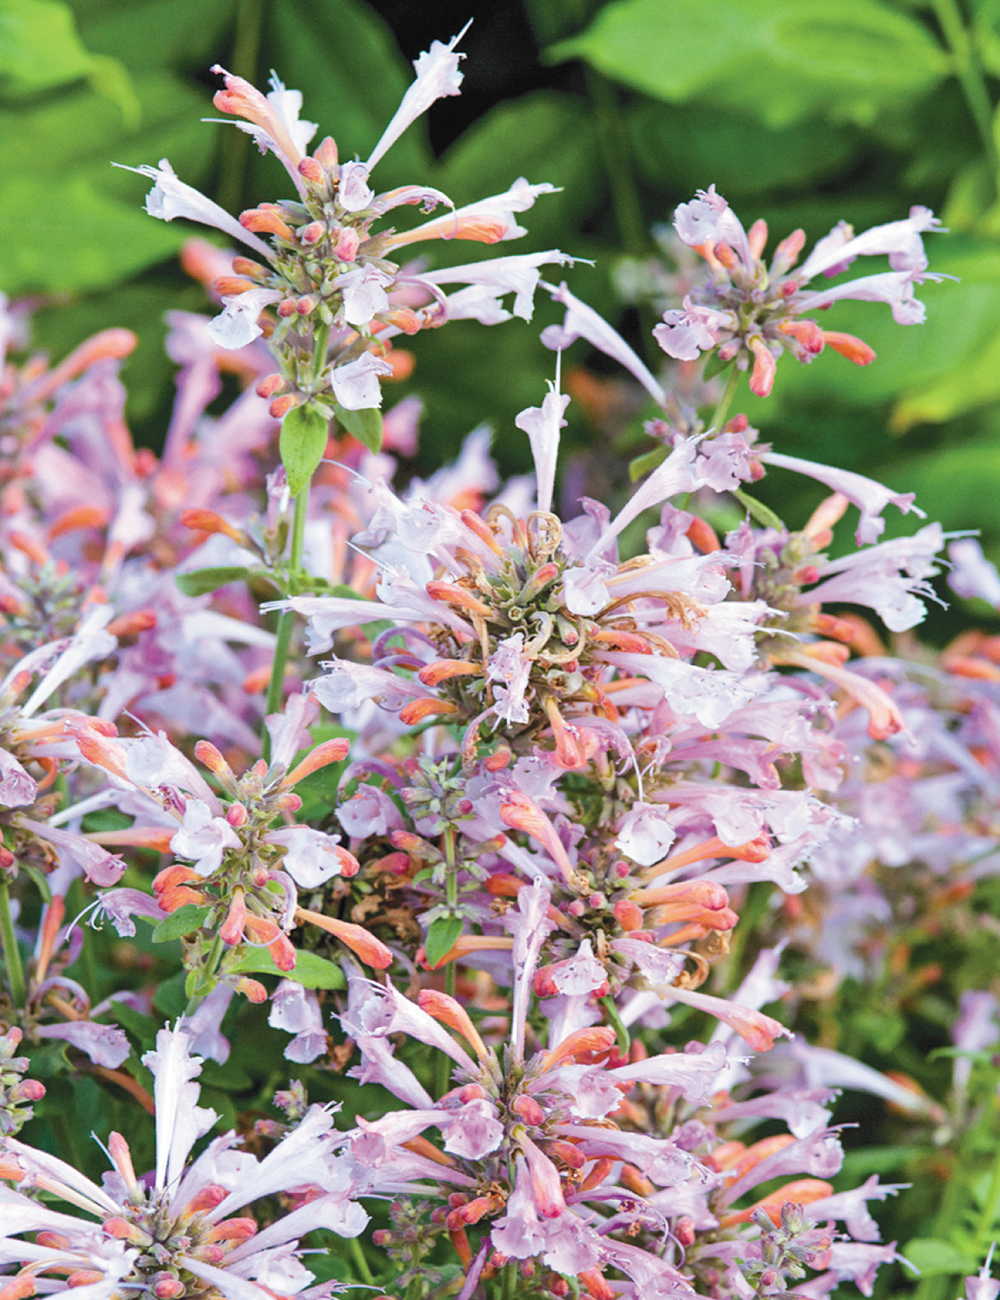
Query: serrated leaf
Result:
<box><xmin>230</xmin><ymin>947</ymin><xmax>345</xmax><ymax>989</ymax></box>
<box><xmin>549</xmin><ymin>0</ymin><xmax>948</xmax><ymax>129</ymax></box>
<box><xmin>280</xmin><ymin>404</ymin><xmax>330</xmax><ymax>497</ymax></box>
<box><xmin>175</xmin><ymin>566</ymin><xmax>250</xmax><ymax>597</ymax></box>
<box><xmin>151</xmin><ymin>904</ymin><xmax>210</xmax><ymax>942</ymax></box>
<box><xmin>333</xmin><ymin>402</ymin><xmax>383</xmax><ymax>454</ymax></box>
<box><xmin>901</xmin><ymin>1239</ymin><xmax>977</xmax><ymax>1277</ymax></box>
<box><xmin>425</xmin><ymin>915</ymin><xmax>464</xmax><ymax>968</ymax></box>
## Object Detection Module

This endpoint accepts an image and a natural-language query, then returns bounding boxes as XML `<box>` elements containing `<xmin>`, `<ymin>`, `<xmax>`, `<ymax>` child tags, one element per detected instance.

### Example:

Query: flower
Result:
<box><xmin>0</xmin><ymin>1027</ymin><xmax>366</xmax><ymax>1300</ymax></box>
<box><xmin>654</xmin><ymin>187</ymin><xmax>943</xmax><ymax>395</ymax></box>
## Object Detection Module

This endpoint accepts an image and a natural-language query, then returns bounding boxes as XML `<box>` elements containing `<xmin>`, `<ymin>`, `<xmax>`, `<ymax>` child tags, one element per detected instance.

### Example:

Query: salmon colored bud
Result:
<box><xmin>800</xmin><ymin>640</ymin><xmax>851</xmax><ymax>667</ymax></box>
<box><xmin>455</xmin><ymin>1197</ymin><xmax>493</xmax><ymax>1226</ymax></box>
<box><xmin>240</xmin><ymin>208</ymin><xmax>294</xmax><ymax>241</ymax></box>
<box><xmin>267</xmin><ymin>932</ymin><xmax>297</xmax><ymax>971</ymax></box>
<box><xmin>484</xmin><ymin>744</ymin><xmax>512</xmax><ymax>771</ymax></box>
<box><xmin>296</xmin><ymin>907</ymin><xmax>393</xmax><ymax>968</ymax></box>
<box><xmin>243</xmin><ymin>665</ymin><xmax>273</xmax><ymax>694</ymax></box>
<box><xmin>187</xmin><ymin>1184</ymin><xmax>229</xmax><ymax>1214</ymax></box>
<box><xmin>194</xmin><ymin>738</ymin><xmax>232</xmax><ymax>778</ymax></box>
<box><xmin>579</xmin><ymin>1268</ymin><xmax>615</xmax><ymax>1300</ymax></box>
<box><xmin>153</xmin><ymin>1277</ymin><xmax>185</xmax><ymax>1299</ymax></box>
<box><xmin>418</xmin><ymin>659</ymin><xmax>481</xmax><ymax>687</ymax></box>
<box><xmin>34</xmin><ymin>1233</ymin><xmax>67</xmax><ymax>1250</ymax></box>
<box><xmin>541</xmin><ymin>1026</ymin><xmax>616</xmax><ymax>1072</ymax></box>
<box><xmin>66</xmin><ymin>1274</ymin><xmax>105</xmax><ymax>1289</ymax></box>
<box><xmin>47</xmin><ymin>504</ymin><xmax>111</xmax><ymax>540</ymax></box>
<box><xmin>274</xmin><ymin>792</ymin><xmax>303</xmax><ymax>813</ymax></box>
<box><xmin>219</xmin><ymin>891</ymin><xmax>247</xmax><ymax>946</ymax></box>
<box><xmin>159</xmin><ymin>885</ymin><xmax>206</xmax><ymax>913</ymax></box>
<box><xmin>613</xmin><ymin>899</ymin><xmax>644</xmax><ymax>931</ymax></box>
<box><xmin>685</xmin><ymin>516</ymin><xmax>720</xmax><ymax>554</ymax></box>
<box><xmin>270</xmin><ymin>394</ymin><xmax>298</xmax><ymax>419</ymax></box>
<box><xmin>232</xmin><ymin>256</ymin><xmax>268</xmax><ymax>280</ymax></box>
<box><xmin>180</xmin><ymin>509</ymin><xmax>245</xmax><ymax>544</ymax></box>
<box><xmin>0</xmin><ymin>594</ymin><xmax>28</xmax><ymax>616</ymax></box>
<box><xmin>548</xmin><ymin>1139</ymin><xmax>585</xmax><ymax>1169</ymax></box>
<box><xmin>105</xmin><ymin>610</ymin><xmax>157</xmax><ymax>637</ymax></box>
<box><xmin>748</xmin><ymin>337</ymin><xmax>777</xmax><ymax>397</ymax></box>
<box><xmin>718</xmin><ymin>1179</ymin><xmax>834</xmax><ymax>1228</ymax></box>
<box><xmin>390</xmin><ymin>830</ymin><xmax>426</xmax><ymax>852</ymax></box>
<box><xmin>297</xmin><ymin>156</ymin><xmax>324</xmax><ymax>184</ymax></box>
<box><xmin>0</xmin><ymin>1275</ymin><xmax>36</xmax><ymax>1300</ymax></box>
<box><xmin>794</xmin><ymin>564</ymin><xmax>821</xmax><ymax>585</ymax></box>
<box><xmin>512</xmin><ymin>1094</ymin><xmax>544</xmax><ymax>1125</ymax></box>
<box><xmin>295</xmin><ymin>295</ymin><xmax>319</xmax><ymax>315</ymax></box>
<box><xmin>713</xmin><ymin>241</ymin><xmax>737</xmax><ymax>270</ymax></box>
<box><xmin>277</xmin><ymin>298</ymin><xmax>298</xmax><ymax>318</ymax></box>
<box><xmin>235</xmin><ymin>977</ymin><xmax>268</xmax><ymax>1003</ymax></box>
<box><xmin>425</xmin><ymin>580</ymin><xmax>494</xmax><ymax>617</ymax></box>
<box><xmin>772</xmin><ymin>227</ymin><xmax>806</xmax><ymax>272</ymax></box>
<box><xmin>300</xmin><ymin>220</ymin><xmax>326</xmax><ymax>244</ymax></box>
<box><xmin>459</xmin><ymin>1083</ymin><xmax>487</xmax><ymax>1102</ymax></box>
<box><xmin>315</xmin><ymin>135</ymin><xmax>338</xmax><ymax>167</ymax></box>
<box><xmin>334</xmin><ymin>227</ymin><xmax>360</xmax><ymax>261</ymax></box>
<box><xmin>14</xmin><ymin>1079</ymin><xmax>44</xmax><ymax>1102</ymax></box>
<box><xmin>398</xmin><ymin>697</ymin><xmax>460</xmax><ymax>725</ymax></box>
<box><xmin>282</xmin><ymin>737</ymin><xmax>351</xmax><ymax>787</ymax></box>
<box><xmin>778</xmin><ymin>318</ymin><xmax>825</xmax><ymax>353</ymax></box>
<box><xmin>382</xmin><ymin>306</ymin><xmax>422</xmax><ymax>334</ymax></box>
<box><xmin>256</xmin><ymin>374</ymin><xmax>285</xmax><ymax>399</ymax></box>
<box><xmin>822</xmin><ymin>330</ymin><xmax>876</xmax><ymax>366</ymax></box>
<box><xmin>675</xmin><ymin>1215</ymin><xmax>696</xmax><ymax>1245</ymax></box>
<box><xmin>747</xmin><ymin>218</ymin><xmax>768</xmax><ymax>259</ymax></box>
<box><xmin>213</xmin><ymin>276</ymin><xmax>256</xmax><ymax>297</ymax></box>
<box><xmin>226</xmin><ymin>802</ymin><xmax>248</xmax><ymax>828</ymax></box>
<box><xmin>418</xmin><ymin>989</ymin><xmax>490</xmax><ymax>1061</ymax></box>
<box><xmin>207</xmin><ymin>1217</ymin><xmax>258</xmax><ymax>1243</ymax></box>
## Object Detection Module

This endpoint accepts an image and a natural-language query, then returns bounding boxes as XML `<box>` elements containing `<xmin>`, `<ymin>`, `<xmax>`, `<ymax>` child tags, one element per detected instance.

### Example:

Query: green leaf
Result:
<box><xmin>732</xmin><ymin>488</ymin><xmax>785</xmax><ymax>531</ymax></box>
<box><xmin>629</xmin><ymin>445</ymin><xmax>668</xmax><ymax>481</ymax></box>
<box><xmin>280</xmin><ymin>404</ymin><xmax>330</xmax><ymax>497</ymax></box>
<box><xmin>549</xmin><ymin>0</ymin><xmax>948</xmax><ymax>129</ymax></box>
<box><xmin>75</xmin><ymin>0</ymin><xmax>238</xmax><ymax>74</ymax></box>
<box><xmin>151</xmin><ymin>904</ymin><xmax>210</xmax><ymax>943</ymax></box>
<box><xmin>152</xmin><ymin>970</ymin><xmax>187</xmax><ymax>1018</ymax></box>
<box><xmin>112</xmin><ymin>1001</ymin><xmax>160</xmax><ymax>1050</ymax></box>
<box><xmin>1</xmin><ymin>0</ymin><xmax>101</xmax><ymax>89</ymax></box>
<box><xmin>901</xmin><ymin>1239</ymin><xmax>977</xmax><ymax>1278</ymax></box>
<box><xmin>230</xmin><ymin>947</ymin><xmax>345</xmax><ymax>989</ymax></box>
<box><xmin>333</xmin><ymin>403</ymin><xmax>383</xmax><ymax>455</ymax></box>
<box><xmin>175</xmin><ymin>567</ymin><xmax>251</xmax><ymax>597</ymax></box>
<box><xmin>0</xmin><ymin>173</ymin><xmax>184</xmax><ymax>294</ymax></box>
<box><xmin>425</xmin><ymin>915</ymin><xmax>464</xmax><ymax>968</ymax></box>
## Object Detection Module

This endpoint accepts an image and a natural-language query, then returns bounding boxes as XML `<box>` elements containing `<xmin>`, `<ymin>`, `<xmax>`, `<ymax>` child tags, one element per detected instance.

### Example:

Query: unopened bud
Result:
<box><xmin>675</xmin><ymin>1215</ymin><xmax>695</xmax><ymax>1246</ymax></box>
<box><xmin>333</xmin><ymin>227</ymin><xmax>360</xmax><ymax>262</ymax></box>
<box><xmin>270</xmin><ymin>394</ymin><xmax>298</xmax><ymax>419</ymax></box>
<box><xmin>297</xmin><ymin>157</ymin><xmax>324</xmax><ymax>185</ymax></box>
<box><xmin>296</xmin><ymin>295</ymin><xmax>319</xmax><ymax>315</ymax></box>
<box><xmin>314</xmin><ymin>135</ymin><xmax>338</xmax><ymax>167</ymax></box>
<box><xmin>256</xmin><ymin>374</ymin><xmax>285</xmax><ymax>399</ymax></box>
<box><xmin>300</xmin><ymin>220</ymin><xmax>326</xmax><ymax>244</ymax></box>
<box><xmin>226</xmin><ymin>802</ymin><xmax>248</xmax><ymax>828</ymax></box>
<box><xmin>277</xmin><ymin>298</ymin><xmax>298</xmax><ymax>318</ymax></box>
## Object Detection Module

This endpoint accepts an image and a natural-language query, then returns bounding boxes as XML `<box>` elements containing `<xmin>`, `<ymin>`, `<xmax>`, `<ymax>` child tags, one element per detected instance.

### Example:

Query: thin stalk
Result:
<box><xmin>0</xmin><ymin>878</ymin><xmax>26</xmax><ymax>1007</ymax></box>
<box><xmin>444</xmin><ymin>826</ymin><xmax>458</xmax><ymax>1001</ymax></box>
<box><xmin>347</xmin><ymin>1236</ymin><xmax>374</xmax><ymax>1285</ymax></box>
<box><xmin>710</xmin><ymin>363</ymin><xmax>740</xmax><ymax>432</ymax></box>
<box><xmin>502</xmin><ymin>1259</ymin><xmax>517</xmax><ymax>1300</ymax></box>
<box><xmin>912</xmin><ymin>1155</ymin><xmax>968</xmax><ymax>1300</ymax></box>
<box><xmin>932</xmin><ymin>0</ymin><xmax>999</xmax><ymax>194</ymax></box>
<box><xmin>975</xmin><ymin>1125</ymin><xmax>1000</xmax><ymax>1245</ymax></box>
<box><xmin>184</xmin><ymin>932</ymin><xmax>225</xmax><ymax>1016</ymax></box>
<box><xmin>263</xmin><ymin>486</ymin><xmax>309</xmax><ymax>758</ymax></box>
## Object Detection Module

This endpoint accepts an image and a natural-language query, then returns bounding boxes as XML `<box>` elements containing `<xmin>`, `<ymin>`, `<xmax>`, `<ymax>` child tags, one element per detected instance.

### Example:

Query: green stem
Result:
<box><xmin>599</xmin><ymin>994</ymin><xmax>630</xmax><ymax>1055</ymax></box>
<box><xmin>975</xmin><ymin>1130</ymin><xmax>1000</xmax><ymax>1246</ymax></box>
<box><xmin>0</xmin><ymin>878</ymin><xmax>26</xmax><ymax>1007</ymax></box>
<box><xmin>932</xmin><ymin>0</ymin><xmax>999</xmax><ymax>194</ymax></box>
<box><xmin>184</xmin><ymin>932</ymin><xmax>225</xmax><ymax>1017</ymax></box>
<box><xmin>502</xmin><ymin>1259</ymin><xmax>517</xmax><ymax>1300</ymax></box>
<box><xmin>263</xmin><ymin>486</ymin><xmax>309</xmax><ymax>758</ymax></box>
<box><xmin>347</xmin><ymin>1235</ymin><xmax>374</xmax><ymax>1285</ymax></box>
<box><xmin>912</xmin><ymin>1155</ymin><xmax>969</xmax><ymax>1300</ymax></box>
<box><xmin>710</xmin><ymin>363</ymin><xmax>740</xmax><ymax>432</ymax></box>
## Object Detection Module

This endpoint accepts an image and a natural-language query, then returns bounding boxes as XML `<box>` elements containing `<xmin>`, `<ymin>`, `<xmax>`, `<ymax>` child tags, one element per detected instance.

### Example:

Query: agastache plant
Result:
<box><xmin>3</xmin><ymin>18</ymin><xmax>999</xmax><ymax>1300</ymax></box>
